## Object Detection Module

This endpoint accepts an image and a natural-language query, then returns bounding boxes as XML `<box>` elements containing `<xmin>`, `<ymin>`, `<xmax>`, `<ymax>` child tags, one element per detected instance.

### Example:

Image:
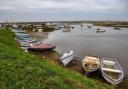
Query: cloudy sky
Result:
<box><xmin>0</xmin><ymin>0</ymin><xmax>128</xmax><ymax>22</ymax></box>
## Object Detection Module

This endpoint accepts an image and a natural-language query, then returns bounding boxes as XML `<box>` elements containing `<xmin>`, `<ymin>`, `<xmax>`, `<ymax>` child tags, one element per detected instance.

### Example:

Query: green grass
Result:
<box><xmin>0</xmin><ymin>29</ymin><xmax>115</xmax><ymax>89</ymax></box>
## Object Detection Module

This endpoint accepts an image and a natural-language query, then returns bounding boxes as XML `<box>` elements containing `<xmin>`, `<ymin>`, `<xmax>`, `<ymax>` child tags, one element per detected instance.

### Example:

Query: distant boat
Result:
<box><xmin>71</xmin><ymin>26</ymin><xmax>74</xmax><ymax>28</ymax></box>
<box><xmin>114</xmin><ymin>27</ymin><xmax>121</xmax><ymax>30</ymax></box>
<box><xmin>19</xmin><ymin>39</ymin><xmax>44</xmax><ymax>49</ymax></box>
<box><xmin>63</xmin><ymin>25</ymin><xmax>72</xmax><ymax>32</ymax></box>
<box><xmin>28</xmin><ymin>43</ymin><xmax>56</xmax><ymax>52</ymax></box>
<box><xmin>81</xmin><ymin>24</ymin><xmax>83</xmax><ymax>27</ymax></box>
<box><xmin>96</xmin><ymin>29</ymin><xmax>106</xmax><ymax>32</ymax></box>
<box><xmin>12</xmin><ymin>29</ymin><xmax>26</xmax><ymax>33</ymax></box>
<box><xmin>87</xmin><ymin>26</ymin><xmax>92</xmax><ymax>28</ymax></box>
<box><xmin>15</xmin><ymin>33</ymin><xmax>31</xmax><ymax>39</ymax></box>
<box><xmin>59</xmin><ymin>50</ymin><xmax>74</xmax><ymax>66</ymax></box>
<box><xmin>82</xmin><ymin>56</ymin><xmax>100</xmax><ymax>76</ymax></box>
<box><xmin>63</xmin><ymin>29</ymin><xmax>71</xmax><ymax>32</ymax></box>
<box><xmin>101</xmin><ymin>58</ymin><xmax>124</xmax><ymax>85</ymax></box>
<box><xmin>18</xmin><ymin>39</ymin><xmax>37</xmax><ymax>47</ymax></box>
<box><xmin>17</xmin><ymin>38</ymin><xmax>37</xmax><ymax>43</ymax></box>
<box><xmin>58</xmin><ymin>26</ymin><xmax>63</xmax><ymax>29</ymax></box>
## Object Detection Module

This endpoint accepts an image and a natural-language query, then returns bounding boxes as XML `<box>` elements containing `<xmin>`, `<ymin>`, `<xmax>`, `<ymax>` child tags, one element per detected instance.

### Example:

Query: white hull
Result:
<box><xmin>101</xmin><ymin>58</ymin><xmax>124</xmax><ymax>85</ymax></box>
<box><xmin>102</xmin><ymin>72</ymin><xmax>124</xmax><ymax>85</ymax></box>
<box><xmin>63</xmin><ymin>29</ymin><xmax>71</xmax><ymax>32</ymax></box>
<box><xmin>96</xmin><ymin>30</ymin><xmax>106</xmax><ymax>32</ymax></box>
<box><xmin>62</xmin><ymin>55</ymin><xmax>73</xmax><ymax>66</ymax></box>
<box><xmin>60</xmin><ymin>50</ymin><xmax>74</xmax><ymax>66</ymax></box>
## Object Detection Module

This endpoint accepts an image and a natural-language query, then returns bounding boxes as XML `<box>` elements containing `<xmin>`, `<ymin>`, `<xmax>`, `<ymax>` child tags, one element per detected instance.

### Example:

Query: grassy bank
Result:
<box><xmin>0</xmin><ymin>29</ymin><xmax>115</xmax><ymax>89</ymax></box>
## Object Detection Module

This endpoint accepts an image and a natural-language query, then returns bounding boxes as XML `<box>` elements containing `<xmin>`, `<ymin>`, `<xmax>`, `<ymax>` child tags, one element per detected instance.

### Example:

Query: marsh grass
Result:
<box><xmin>0</xmin><ymin>29</ymin><xmax>115</xmax><ymax>89</ymax></box>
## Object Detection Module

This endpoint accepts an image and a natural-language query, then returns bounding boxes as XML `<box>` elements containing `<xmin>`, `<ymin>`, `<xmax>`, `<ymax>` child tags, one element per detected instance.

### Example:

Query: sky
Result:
<box><xmin>0</xmin><ymin>0</ymin><xmax>128</xmax><ymax>22</ymax></box>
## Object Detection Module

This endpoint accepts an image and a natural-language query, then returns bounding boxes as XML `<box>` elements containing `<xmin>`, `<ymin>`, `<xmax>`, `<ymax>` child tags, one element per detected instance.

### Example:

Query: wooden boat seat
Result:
<box><xmin>103</xmin><ymin>60</ymin><xmax>115</xmax><ymax>65</ymax></box>
<box><xmin>102</xmin><ymin>68</ymin><xmax>121</xmax><ymax>74</ymax></box>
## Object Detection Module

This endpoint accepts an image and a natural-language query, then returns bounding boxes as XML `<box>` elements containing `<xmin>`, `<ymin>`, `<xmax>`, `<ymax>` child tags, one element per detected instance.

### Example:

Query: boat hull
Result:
<box><xmin>60</xmin><ymin>50</ymin><xmax>74</xmax><ymax>66</ymax></box>
<box><xmin>85</xmin><ymin>68</ymin><xmax>100</xmax><ymax>76</ymax></box>
<box><xmin>61</xmin><ymin>54</ymin><xmax>73</xmax><ymax>66</ymax></box>
<box><xmin>101</xmin><ymin>72</ymin><xmax>124</xmax><ymax>85</ymax></box>
<box><xmin>82</xmin><ymin>56</ymin><xmax>100</xmax><ymax>76</ymax></box>
<box><xmin>101</xmin><ymin>58</ymin><xmax>124</xmax><ymax>85</ymax></box>
<box><xmin>28</xmin><ymin>46</ymin><xmax>56</xmax><ymax>52</ymax></box>
<box><xmin>96</xmin><ymin>30</ymin><xmax>106</xmax><ymax>32</ymax></box>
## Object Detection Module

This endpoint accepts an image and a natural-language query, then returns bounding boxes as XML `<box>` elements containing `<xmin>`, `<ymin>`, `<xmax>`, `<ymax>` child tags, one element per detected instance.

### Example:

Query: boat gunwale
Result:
<box><xmin>82</xmin><ymin>56</ymin><xmax>100</xmax><ymax>73</ymax></box>
<box><xmin>101</xmin><ymin>58</ymin><xmax>124</xmax><ymax>84</ymax></box>
<box><xmin>60</xmin><ymin>50</ymin><xmax>74</xmax><ymax>61</ymax></box>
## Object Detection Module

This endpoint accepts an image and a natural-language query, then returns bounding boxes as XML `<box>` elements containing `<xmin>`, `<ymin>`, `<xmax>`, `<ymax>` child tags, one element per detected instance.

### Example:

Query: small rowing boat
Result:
<box><xmin>82</xmin><ymin>56</ymin><xmax>100</xmax><ymax>76</ymax></box>
<box><xmin>101</xmin><ymin>58</ymin><xmax>124</xmax><ymax>85</ymax></box>
<box><xmin>63</xmin><ymin>29</ymin><xmax>71</xmax><ymax>32</ymax></box>
<box><xmin>114</xmin><ymin>27</ymin><xmax>121</xmax><ymax>30</ymax></box>
<box><xmin>59</xmin><ymin>50</ymin><xmax>74</xmax><ymax>66</ymax></box>
<box><xmin>96</xmin><ymin>29</ymin><xmax>106</xmax><ymax>32</ymax></box>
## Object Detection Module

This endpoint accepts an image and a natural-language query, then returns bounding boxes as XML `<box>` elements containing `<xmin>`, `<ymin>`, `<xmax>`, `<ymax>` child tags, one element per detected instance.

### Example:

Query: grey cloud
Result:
<box><xmin>0</xmin><ymin>0</ymin><xmax>128</xmax><ymax>22</ymax></box>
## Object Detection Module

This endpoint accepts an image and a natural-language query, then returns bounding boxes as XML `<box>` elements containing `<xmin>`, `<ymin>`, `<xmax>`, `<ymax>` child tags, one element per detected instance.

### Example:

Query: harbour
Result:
<box><xmin>1</xmin><ymin>21</ymin><xmax>128</xmax><ymax>88</ymax></box>
<box><xmin>1</xmin><ymin>0</ymin><xmax>128</xmax><ymax>88</ymax></box>
<box><xmin>29</xmin><ymin>24</ymin><xmax>128</xmax><ymax>88</ymax></box>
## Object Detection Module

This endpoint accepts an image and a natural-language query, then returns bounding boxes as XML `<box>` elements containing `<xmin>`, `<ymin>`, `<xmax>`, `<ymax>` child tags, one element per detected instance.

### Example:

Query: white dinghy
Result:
<box><xmin>59</xmin><ymin>50</ymin><xmax>74</xmax><ymax>66</ymax></box>
<box><xmin>101</xmin><ymin>58</ymin><xmax>124</xmax><ymax>85</ymax></box>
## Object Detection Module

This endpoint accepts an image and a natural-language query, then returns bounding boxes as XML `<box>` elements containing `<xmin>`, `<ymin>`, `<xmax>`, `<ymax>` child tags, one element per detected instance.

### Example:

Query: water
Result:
<box><xmin>33</xmin><ymin>25</ymin><xmax>128</xmax><ymax>87</ymax></box>
<box><xmin>44</xmin><ymin>25</ymin><xmax>128</xmax><ymax>76</ymax></box>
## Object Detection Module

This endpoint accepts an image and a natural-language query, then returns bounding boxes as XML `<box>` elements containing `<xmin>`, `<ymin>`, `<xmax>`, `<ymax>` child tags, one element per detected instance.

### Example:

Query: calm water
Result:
<box><xmin>36</xmin><ymin>25</ymin><xmax>128</xmax><ymax>77</ymax></box>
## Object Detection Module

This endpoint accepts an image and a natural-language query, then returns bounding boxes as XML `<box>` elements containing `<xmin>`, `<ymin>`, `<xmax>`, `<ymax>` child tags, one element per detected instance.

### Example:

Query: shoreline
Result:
<box><xmin>0</xmin><ymin>29</ymin><xmax>115</xmax><ymax>89</ymax></box>
<box><xmin>27</xmin><ymin>30</ymin><xmax>85</xmax><ymax>74</ymax></box>
<box><xmin>30</xmin><ymin>50</ymin><xmax>128</xmax><ymax>89</ymax></box>
<box><xmin>32</xmin><ymin>51</ymin><xmax>84</xmax><ymax>74</ymax></box>
<box><xmin>29</xmin><ymin>31</ymin><xmax>128</xmax><ymax>89</ymax></box>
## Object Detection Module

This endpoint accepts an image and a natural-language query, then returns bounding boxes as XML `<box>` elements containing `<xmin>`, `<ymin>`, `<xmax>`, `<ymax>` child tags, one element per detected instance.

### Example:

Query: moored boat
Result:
<box><xmin>15</xmin><ymin>33</ymin><xmax>31</xmax><ymax>39</ymax></box>
<box><xmin>59</xmin><ymin>50</ymin><xmax>74</xmax><ymax>66</ymax></box>
<box><xmin>63</xmin><ymin>29</ymin><xmax>71</xmax><ymax>32</ymax></box>
<box><xmin>114</xmin><ymin>27</ymin><xmax>121</xmax><ymax>30</ymax></box>
<box><xmin>17</xmin><ymin>38</ymin><xmax>37</xmax><ymax>43</ymax></box>
<box><xmin>12</xmin><ymin>29</ymin><xmax>26</xmax><ymax>33</ymax></box>
<box><xmin>18</xmin><ymin>40</ymin><xmax>44</xmax><ymax>51</ymax></box>
<box><xmin>19</xmin><ymin>42</ymin><xmax>30</xmax><ymax>47</ymax></box>
<box><xmin>63</xmin><ymin>25</ymin><xmax>71</xmax><ymax>32</ymax></box>
<box><xmin>28</xmin><ymin>43</ymin><xmax>56</xmax><ymax>52</ymax></box>
<box><xmin>96</xmin><ymin>29</ymin><xmax>106</xmax><ymax>32</ymax></box>
<box><xmin>82</xmin><ymin>56</ymin><xmax>100</xmax><ymax>76</ymax></box>
<box><xmin>87</xmin><ymin>25</ymin><xmax>92</xmax><ymax>28</ymax></box>
<box><xmin>101</xmin><ymin>58</ymin><xmax>124</xmax><ymax>85</ymax></box>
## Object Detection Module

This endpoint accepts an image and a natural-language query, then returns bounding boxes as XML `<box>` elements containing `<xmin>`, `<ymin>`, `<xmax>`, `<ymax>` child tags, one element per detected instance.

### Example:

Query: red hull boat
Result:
<box><xmin>28</xmin><ymin>43</ymin><xmax>56</xmax><ymax>52</ymax></box>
